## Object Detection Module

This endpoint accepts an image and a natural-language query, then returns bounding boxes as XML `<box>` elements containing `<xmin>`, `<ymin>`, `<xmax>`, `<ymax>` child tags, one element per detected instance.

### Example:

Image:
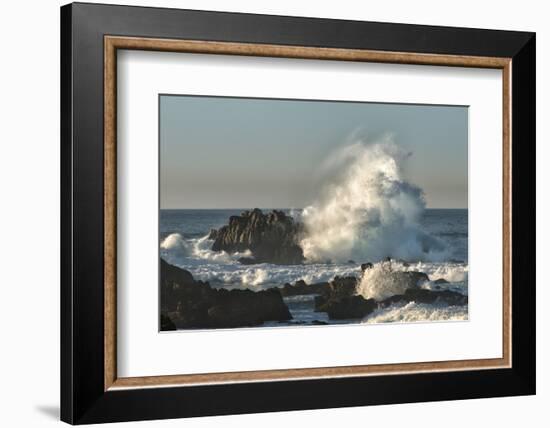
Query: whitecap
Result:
<box><xmin>300</xmin><ymin>139</ymin><xmax>448</xmax><ymax>263</ymax></box>
<box><xmin>362</xmin><ymin>301</ymin><xmax>468</xmax><ymax>324</ymax></box>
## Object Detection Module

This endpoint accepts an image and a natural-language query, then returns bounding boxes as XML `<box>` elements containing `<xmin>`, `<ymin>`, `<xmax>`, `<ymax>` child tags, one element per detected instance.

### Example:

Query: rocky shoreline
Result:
<box><xmin>160</xmin><ymin>258</ymin><xmax>468</xmax><ymax>330</ymax></box>
<box><xmin>160</xmin><ymin>259</ymin><xmax>291</xmax><ymax>329</ymax></box>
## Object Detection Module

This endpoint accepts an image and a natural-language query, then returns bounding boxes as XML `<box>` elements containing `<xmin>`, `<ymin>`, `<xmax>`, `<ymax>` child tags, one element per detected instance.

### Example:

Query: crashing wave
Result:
<box><xmin>362</xmin><ymin>301</ymin><xmax>468</xmax><ymax>323</ymax></box>
<box><xmin>300</xmin><ymin>139</ymin><xmax>447</xmax><ymax>263</ymax></box>
<box><xmin>355</xmin><ymin>259</ymin><xmax>468</xmax><ymax>301</ymax></box>
<box><xmin>160</xmin><ymin>233</ymin><xmax>252</xmax><ymax>265</ymax></box>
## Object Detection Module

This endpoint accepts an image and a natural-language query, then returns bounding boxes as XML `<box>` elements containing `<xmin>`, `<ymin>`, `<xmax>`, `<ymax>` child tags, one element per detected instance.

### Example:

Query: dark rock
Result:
<box><xmin>160</xmin><ymin>258</ymin><xmax>208</xmax><ymax>313</ymax></box>
<box><xmin>206</xmin><ymin>288</ymin><xmax>291</xmax><ymax>328</ymax></box>
<box><xmin>311</xmin><ymin>320</ymin><xmax>328</xmax><ymax>325</ymax></box>
<box><xmin>160</xmin><ymin>313</ymin><xmax>176</xmax><ymax>331</ymax></box>
<box><xmin>379</xmin><ymin>288</ymin><xmax>468</xmax><ymax>307</ymax></box>
<box><xmin>433</xmin><ymin>278</ymin><xmax>449</xmax><ymax>284</ymax></box>
<box><xmin>404</xmin><ymin>288</ymin><xmax>468</xmax><ymax>305</ymax></box>
<box><xmin>279</xmin><ymin>280</ymin><xmax>330</xmax><ymax>296</ymax></box>
<box><xmin>211</xmin><ymin>208</ymin><xmax>304</xmax><ymax>264</ymax></box>
<box><xmin>348</xmin><ymin>260</ymin><xmax>356</xmax><ymax>264</ymax></box>
<box><xmin>361</xmin><ymin>262</ymin><xmax>374</xmax><ymax>272</ymax></box>
<box><xmin>313</xmin><ymin>276</ymin><xmax>369</xmax><ymax>319</ymax></box>
<box><xmin>398</xmin><ymin>271</ymin><xmax>430</xmax><ymax>287</ymax></box>
<box><xmin>322</xmin><ymin>296</ymin><xmax>377</xmax><ymax>320</ymax></box>
<box><xmin>207</xmin><ymin>228</ymin><xmax>218</xmax><ymax>240</ymax></box>
<box><xmin>377</xmin><ymin>294</ymin><xmax>407</xmax><ymax>307</ymax></box>
<box><xmin>160</xmin><ymin>259</ymin><xmax>292</xmax><ymax>329</ymax></box>
<box><xmin>328</xmin><ymin>276</ymin><xmax>358</xmax><ymax>298</ymax></box>
<box><xmin>314</xmin><ymin>295</ymin><xmax>327</xmax><ymax>311</ymax></box>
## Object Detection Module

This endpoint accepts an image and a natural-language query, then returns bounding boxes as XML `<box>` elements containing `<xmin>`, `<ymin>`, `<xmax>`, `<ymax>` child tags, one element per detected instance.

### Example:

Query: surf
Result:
<box><xmin>300</xmin><ymin>138</ymin><xmax>447</xmax><ymax>263</ymax></box>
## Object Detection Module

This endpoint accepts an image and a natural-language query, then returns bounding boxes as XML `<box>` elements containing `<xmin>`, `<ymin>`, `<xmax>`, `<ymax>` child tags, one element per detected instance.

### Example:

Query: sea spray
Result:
<box><xmin>355</xmin><ymin>262</ymin><xmax>418</xmax><ymax>300</ymax></box>
<box><xmin>356</xmin><ymin>259</ymin><xmax>468</xmax><ymax>302</ymax></box>
<box><xmin>160</xmin><ymin>232</ymin><xmax>190</xmax><ymax>250</ymax></box>
<box><xmin>362</xmin><ymin>301</ymin><xmax>468</xmax><ymax>323</ymax></box>
<box><xmin>300</xmin><ymin>139</ymin><xmax>446</xmax><ymax>263</ymax></box>
<box><xmin>160</xmin><ymin>233</ymin><xmax>252</xmax><ymax>265</ymax></box>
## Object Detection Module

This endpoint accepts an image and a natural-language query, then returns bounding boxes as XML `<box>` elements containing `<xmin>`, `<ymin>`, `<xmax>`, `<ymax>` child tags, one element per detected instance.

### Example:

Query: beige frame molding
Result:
<box><xmin>104</xmin><ymin>36</ymin><xmax>512</xmax><ymax>391</ymax></box>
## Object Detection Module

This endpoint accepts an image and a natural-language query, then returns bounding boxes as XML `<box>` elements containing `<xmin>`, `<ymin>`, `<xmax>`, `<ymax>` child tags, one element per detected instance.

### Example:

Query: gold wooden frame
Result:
<box><xmin>104</xmin><ymin>35</ymin><xmax>512</xmax><ymax>391</ymax></box>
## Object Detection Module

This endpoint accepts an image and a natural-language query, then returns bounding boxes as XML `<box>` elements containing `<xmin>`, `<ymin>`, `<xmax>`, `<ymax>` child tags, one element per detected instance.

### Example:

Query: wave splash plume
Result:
<box><xmin>300</xmin><ymin>138</ymin><xmax>446</xmax><ymax>263</ymax></box>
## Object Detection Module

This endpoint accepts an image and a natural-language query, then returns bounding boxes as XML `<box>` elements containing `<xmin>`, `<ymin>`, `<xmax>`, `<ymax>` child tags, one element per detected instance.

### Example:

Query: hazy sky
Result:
<box><xmin>160</xmin><ymin>95</ymin><xmax>468</xmax><ymax>209</ymax></box>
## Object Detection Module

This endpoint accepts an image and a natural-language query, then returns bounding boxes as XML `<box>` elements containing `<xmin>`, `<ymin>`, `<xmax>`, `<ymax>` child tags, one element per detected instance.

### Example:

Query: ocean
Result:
<box><xmin>160</xmin><ymin>208</ymin><xmax>468</xmax><ymax>326</ymax></box>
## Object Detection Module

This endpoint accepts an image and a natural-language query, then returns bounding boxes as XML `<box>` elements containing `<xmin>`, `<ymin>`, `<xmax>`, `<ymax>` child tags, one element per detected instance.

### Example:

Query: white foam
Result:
<box><xmin>300</xmin><ymin>139</ymin><xmax>447</xmax><ymax>263</ymax></box>
<box><xmin>356</xmin><ymin>259</ymin><xmax>468</xmax><ymax>300</ymax></box>
<box><xmin>160</xmin><ymin>233</ymin><xmax>191</xmax><ymax>255</ymax></box>
<box><xmin>356</xmin><ymin>263</ymin><xmax>418</xmax><ymax>300</ymax></box>
<box><xmin>161</xmin><ymin>233</ymin><xmax>253</xmax><ymax>266</ymax></box>
<box><xmin>183</xmin><ymin>262</ymin><xmax>361</xmax><ymax>289</ymax></box>
<box><xmin>160</xmin><ymin>233</ymin><xmax>468</xmax><ymax>296</ymax></box>
<box><xmin>362</xmin><ymin>301</ymin><xmax>468</xmax><ymax>324</ymax></box>
<box><xmin>410</xmin><ymin>262</ymin><xmax>469</xmax><ymax>283</ymax></box>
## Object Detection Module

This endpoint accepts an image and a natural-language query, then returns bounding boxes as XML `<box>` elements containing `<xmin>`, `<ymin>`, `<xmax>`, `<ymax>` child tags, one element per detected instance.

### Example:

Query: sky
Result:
<box><xmin>160</xmin><ymin>95</ymin><xmax>468</xmax><ymax>209</ymax></box>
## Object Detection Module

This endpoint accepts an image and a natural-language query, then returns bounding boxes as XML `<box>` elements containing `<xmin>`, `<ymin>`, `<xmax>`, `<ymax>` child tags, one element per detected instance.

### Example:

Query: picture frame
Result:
<box><xmin>60</xmin><ymin>2</ymin><xmax>535</xmax><ymax>424</ymax></box>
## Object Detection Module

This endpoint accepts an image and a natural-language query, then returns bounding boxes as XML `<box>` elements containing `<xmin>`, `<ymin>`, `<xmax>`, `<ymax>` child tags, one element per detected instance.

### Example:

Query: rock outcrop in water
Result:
<box><xmin>160</xmin><ymin>259</ymin><xmax>291</xmax><ymax>329</ymax></box>
<box><xmin>379</xmin><ymin>288</ymin><xmax>468</xmax><ymax>307</ymax></box>
<box><xmin>322</xmin><ymin>295</ymin><xmax>378</xmax><ymax>319</ymax></box>
<box><xmin>210</xmin><ymin>208</ymin><xmax>304</xmax><ymax>264</ymax></box>
<box><xmin>279</xmin><ymin>279</ymin><xmax>330</xmax><ymax>296</ymax></box>
<box><xmin>313</xmin><ymin>276</ymin><xmax>379</xmax><ymax>319</ymax></box>
<box><xmin>281</xmin><ymin>268</ymin><xmax>464</xmax><ymax>321</ymax></box>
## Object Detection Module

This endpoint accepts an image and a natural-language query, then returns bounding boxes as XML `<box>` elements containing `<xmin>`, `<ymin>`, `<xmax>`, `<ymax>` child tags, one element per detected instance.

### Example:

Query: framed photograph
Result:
<box><xmin>60</xmin><ymin>2</ymin><xmax>535</xmax><ymax>424</ymax></box>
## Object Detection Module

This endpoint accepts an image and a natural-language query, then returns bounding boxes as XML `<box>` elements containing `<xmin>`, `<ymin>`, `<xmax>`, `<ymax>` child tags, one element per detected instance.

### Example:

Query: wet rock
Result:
<box><xmin>160</xmin><ymin>259</ymin><xmax>292</xmax><ymax>329</ymax></box>
<box><xmin>404</xmin><ymin>288</ymin><xmax>468</xmax><ymax>305</ymax></box>
<box><xmin>314</xmin><ymin>295</ymin><xmax>327</xmax><ymax>311</ymax></box>
<box><xmin>160</xmin><ymin>313</ymin><xmax>176</xmax><ymax>331</ymax></box>
<box><xmin>433</xmin><ymin>278</ymin><xmax>449</xmax><ymax>284</ymax></box>
<box><xmin>403</xmin><ymin>271</ymin><xmax>430</xmax><ymax>285</ymax></box>
<box><xmin>328</xmin><ymin>276</ymin><xmax>358</xmax><ymax>298</ymax></box>
<box><xmin>207</xmin><ymin>228</ymin><xmax>218</xmax><ymax>240</ymax></box>
<box><xmin>361</xmin><ymin>262</ymin><xmax>374</xmax><ymax>272</ymax></box>
<box><xmin>314</xmin><ymin>276</ymin><xmax>365</xmax><ymax>318</ymax></box>
<box><xmin>210</xmin><ymin>208</ymin><xmax>304</xmax><ymax>264</ymax></box>
<box><xmin>279</xmin><ymin>280</ymin><xmax>330</xmax><ymax>296</ymax></box>
<box><xmin>379</xmin><ymin>288</ymin><xmax>468</xmax><ymax>307</ymax></box>
<box><xmin>321</xmin><ymin>295</ymin><xmax>377</xmax><ymax>320</ymax></box>
<box><xmin>207</xmin><ymin>288</ymin><xmax>291</xmax><ymax>328</ymax></box>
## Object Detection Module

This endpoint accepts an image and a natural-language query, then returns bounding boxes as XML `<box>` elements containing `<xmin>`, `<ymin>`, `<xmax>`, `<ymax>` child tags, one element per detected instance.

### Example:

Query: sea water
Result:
<box><xmin>160</xmin><ymin>208</ymin><xmax>468</xmax><ymax>326</ymax></box>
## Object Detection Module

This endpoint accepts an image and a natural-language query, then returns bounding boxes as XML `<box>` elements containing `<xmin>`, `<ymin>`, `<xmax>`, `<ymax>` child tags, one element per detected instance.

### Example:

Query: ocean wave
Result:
<box><xmin>403</xmin><ymin>261</ymin><xmax>468</xmax><ymax>283</ymax></box>
<box><xmin>362</xmin><ymin>301</ymin><xmax>468</xmax><ymax>323</ymax></box>
<box><xmin>299</xmin><ymin>140</ymin><xmax>448</xmax><ymax>263</ymax></box>
<box><xmin>160</xmin><ymin>234</ymin><xmax>468</xmax><ymax>295</ymax></box>
<box><xmin>355</xmin><ymin>259</ymin><xmax>468</xmax><ymax>300</ymax></box>
<box><xmin>160</xmin><ymin>233</ymin><xmax>252</xmax><ymax>265</ymax></box>
<box><xmin>160</xmin><ymin>232</ymin><xmax>191</xmax><ymax>255</ymax></box>
<box><xmin>182</xmin><ymin>262</ymin><xmax>361</xmax><ymax>289</ymax></box>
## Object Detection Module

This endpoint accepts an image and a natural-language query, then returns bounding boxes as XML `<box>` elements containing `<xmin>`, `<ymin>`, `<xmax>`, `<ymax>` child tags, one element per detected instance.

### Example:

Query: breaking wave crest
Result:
<box><xmin>362</xmin><ymin>301</ymin><xmax>468</xmax><ymax>323</ymax></box>
<box><xmin>300</xmin><ymin>139</ymin><xmax>447</xmax><ymax>263</ymax></box>
<box><xmin>161</xmin><ymin>233</ymin><xmax>252</xmax><ymax>265</ymax></box>
<box><xmin>356</xmin><ymin>259</ymin><xmax>468</xmax><ymax>301</ymax></box>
